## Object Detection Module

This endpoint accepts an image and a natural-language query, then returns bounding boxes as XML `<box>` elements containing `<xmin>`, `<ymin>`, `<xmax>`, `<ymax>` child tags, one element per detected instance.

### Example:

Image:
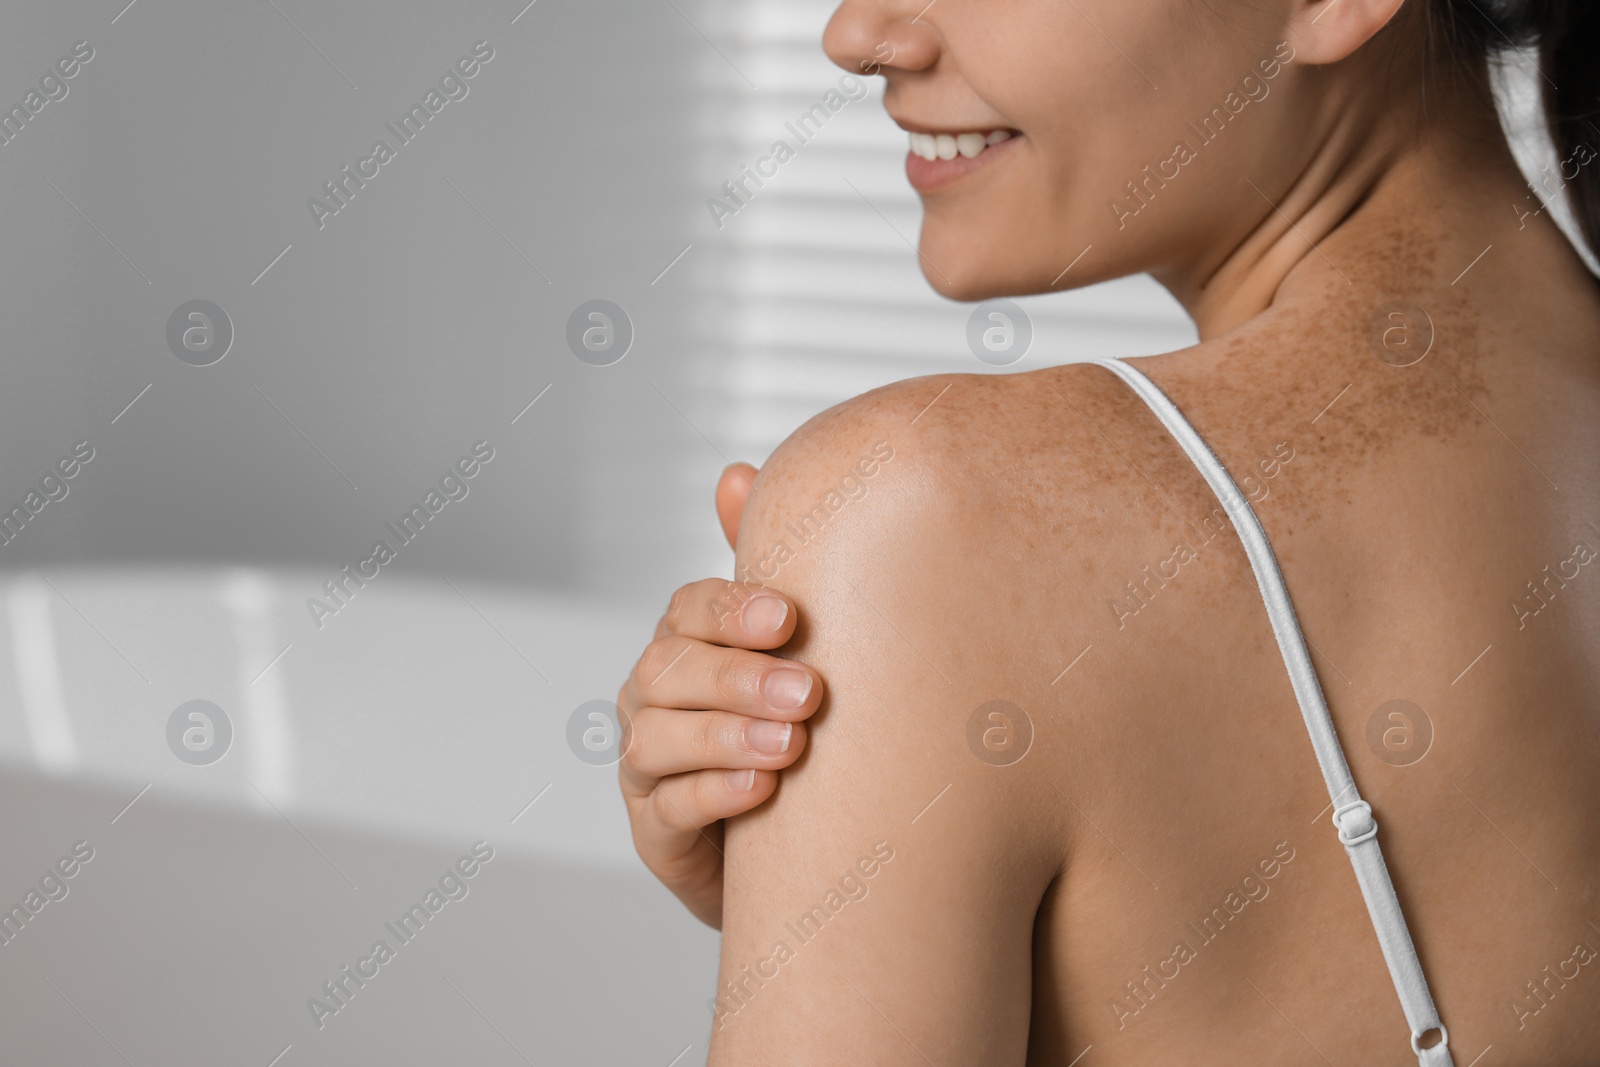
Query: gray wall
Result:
<box><xmin>0</xmin><ymin>0</ymin><xmax>725</xmax><ymax>597</ymax></box>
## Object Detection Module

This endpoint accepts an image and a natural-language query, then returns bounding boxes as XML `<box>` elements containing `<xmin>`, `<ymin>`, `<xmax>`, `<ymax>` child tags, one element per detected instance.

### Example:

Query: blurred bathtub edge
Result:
<box><xmin>0</xmin><ymin>565</ymin><xmax>674</xmax><ymax>877</ymax></box>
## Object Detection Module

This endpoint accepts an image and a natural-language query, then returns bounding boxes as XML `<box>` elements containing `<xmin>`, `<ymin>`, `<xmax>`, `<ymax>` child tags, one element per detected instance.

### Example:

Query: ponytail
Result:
<box><xmin>1433</xmin><ymin>0</ymin><xmax>1600</xmax><ymax>258</ymax></box>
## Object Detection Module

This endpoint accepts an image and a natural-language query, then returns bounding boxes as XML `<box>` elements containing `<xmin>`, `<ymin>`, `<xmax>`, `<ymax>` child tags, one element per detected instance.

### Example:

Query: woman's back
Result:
<box><xmin>1017</xmin><ymin>196</ymin><xmax>1600</xmax><ymax>1064</ymax></box>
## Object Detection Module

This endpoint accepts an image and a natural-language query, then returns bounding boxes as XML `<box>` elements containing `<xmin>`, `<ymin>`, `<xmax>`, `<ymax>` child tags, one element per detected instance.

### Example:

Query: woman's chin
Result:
<box><xmin>920</xmin><ymin>264</ymin><xmax>987</xmax><ymax>303</ymax></box>
<box><xmin>916</xmin><ymin>248</ymin><xmax>1049</xmax><ymax>304</ymax></box>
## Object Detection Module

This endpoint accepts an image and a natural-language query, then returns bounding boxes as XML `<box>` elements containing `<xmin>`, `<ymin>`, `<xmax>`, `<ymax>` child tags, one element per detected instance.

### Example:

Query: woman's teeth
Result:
<box><xmin>908</xmin><ymin>129</ymin><xmax>1013</xmax><ymax>161</ymax></box>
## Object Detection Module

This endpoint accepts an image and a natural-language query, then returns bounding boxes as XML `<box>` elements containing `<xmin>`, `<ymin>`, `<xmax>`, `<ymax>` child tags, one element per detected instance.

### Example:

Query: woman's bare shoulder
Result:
<box><xmin>729</xmin><ymin>357</ymin><xmax>1229</xmax><ymax>799</ymax></box>
<box><xmin>737</xmin><ymin>362</ymin><xmax>1178</xmax><ymax>552</ymax></box>
<box><xmin>728</xmin><ymin>352</ymin><xmax>1297</xmax><ymax>807</ymax></box>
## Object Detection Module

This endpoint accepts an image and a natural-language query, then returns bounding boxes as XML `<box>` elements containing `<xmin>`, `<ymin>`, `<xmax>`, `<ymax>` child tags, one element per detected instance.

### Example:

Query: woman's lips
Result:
<box><xmin>904</xmin><ymin>132</ymin><xmax>1021</xmax><ymax>194</ymax></box>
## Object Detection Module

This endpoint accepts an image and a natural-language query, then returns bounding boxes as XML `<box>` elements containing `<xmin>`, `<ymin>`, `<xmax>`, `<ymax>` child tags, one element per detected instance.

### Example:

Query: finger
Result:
<box><xmin>655</xmin><ymin>577</ymin><xmax>797</xmax><ymax>649</ymax></box>
<box><xmin>640</xmin><ymin>767</ymin><xmax>779</xmax><ymax>837</ymax></box>
<box><xmin>716</xmin><ymin>463</ymin><xmax>758</xmax><ymax>549</ymax></box>
<box><xmin>628</xmin><ymin>637</ymin><xmax>820</xmax><ymax>720</ymax></box>
<box><xmin>620</xmin><ymin>706</ymin><xmax>807</xmax><ymax>790</ymax></box>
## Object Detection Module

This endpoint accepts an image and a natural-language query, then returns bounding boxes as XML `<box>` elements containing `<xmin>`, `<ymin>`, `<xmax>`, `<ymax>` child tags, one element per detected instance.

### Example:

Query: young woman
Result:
<box><xmin>617</xmin><ymin>0</ymin><xmax>1600</xmax><ymax>1062</ymax></box>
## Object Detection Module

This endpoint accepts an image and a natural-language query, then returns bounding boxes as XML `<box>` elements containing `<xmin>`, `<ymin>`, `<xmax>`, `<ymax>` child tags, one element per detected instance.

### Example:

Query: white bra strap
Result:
<box><xmin>1090</xmin><ymin>357</ymin><xmax>1453</xmax><ymax>1067</ymax></box>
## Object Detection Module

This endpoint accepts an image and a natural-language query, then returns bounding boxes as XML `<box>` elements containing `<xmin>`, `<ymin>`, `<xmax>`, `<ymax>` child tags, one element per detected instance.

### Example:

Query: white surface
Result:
<box><xmin>0</xmin><ymin>567</ymin><xmax>658</xmax><ymax>873</ymax></box>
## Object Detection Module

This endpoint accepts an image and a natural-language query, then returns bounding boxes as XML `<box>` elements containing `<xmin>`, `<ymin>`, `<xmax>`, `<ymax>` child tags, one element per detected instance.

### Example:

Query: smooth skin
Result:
<box><xmin>621</xmin><ymin>0</ymin><xmax>1600</xmax><ymax>1061</ymax></box>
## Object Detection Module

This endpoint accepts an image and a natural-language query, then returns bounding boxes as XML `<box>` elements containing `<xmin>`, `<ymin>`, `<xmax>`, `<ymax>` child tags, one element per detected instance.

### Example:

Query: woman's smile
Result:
<box><xmin>900</xmin><ymin>124</ymin><xmax>1024</xmax><ymax>193</ymax></box>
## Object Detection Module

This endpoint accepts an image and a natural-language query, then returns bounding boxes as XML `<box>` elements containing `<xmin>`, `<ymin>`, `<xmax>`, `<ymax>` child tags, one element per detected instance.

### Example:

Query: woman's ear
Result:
<box><xmin>1288</xmin><ymin>0</ymin><xmax>1409</xmax><ymax>65</ymax></box>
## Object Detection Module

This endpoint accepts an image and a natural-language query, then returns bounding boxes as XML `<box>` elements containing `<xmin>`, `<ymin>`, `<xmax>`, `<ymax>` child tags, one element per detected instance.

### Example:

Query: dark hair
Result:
<box><xmin>1428</xmin><ymin>0</ymin><xmax>1600</xmax><ymax>257</ymax></box>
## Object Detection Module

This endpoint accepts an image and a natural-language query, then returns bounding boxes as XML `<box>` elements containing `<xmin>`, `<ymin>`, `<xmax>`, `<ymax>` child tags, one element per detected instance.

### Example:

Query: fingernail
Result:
<box><xmin>727</xmin><ymin>768</ymin><xmax>757</xmax><ymax>792</ymax></box>
<box><xmin>762</xmin><ymin>668</ymin><xmax>812</xmax><ymax>709</ymax></box>
<box><xmin>743</xmin><ymin>595</ymin><xmax>789</xmax><ymax>635</ymax></box>
<box><xmin>749</xmin><ymin>720</ymin><xmax>793</xmax><ymax>755</ymax></box>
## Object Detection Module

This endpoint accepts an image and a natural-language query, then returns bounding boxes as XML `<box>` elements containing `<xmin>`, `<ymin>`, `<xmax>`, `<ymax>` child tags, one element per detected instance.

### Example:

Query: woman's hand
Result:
<box><xmin>617</xmin><ymin>464</ymin><xmax>822</xmax><ymax>928</ymax></box>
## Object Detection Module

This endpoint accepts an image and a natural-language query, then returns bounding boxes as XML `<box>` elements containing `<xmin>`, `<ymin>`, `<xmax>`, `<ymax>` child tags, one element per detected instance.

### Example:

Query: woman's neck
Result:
<box><xmin>1155</xmin><ymin>69</ymin><xmax>1537</xmax><ymax>342</ymax></box>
